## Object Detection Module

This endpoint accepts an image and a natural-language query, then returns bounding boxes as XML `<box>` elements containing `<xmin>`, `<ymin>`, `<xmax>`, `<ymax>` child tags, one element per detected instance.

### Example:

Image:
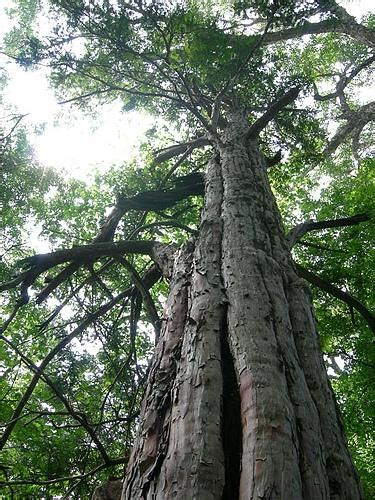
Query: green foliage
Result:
<box><xmin>1</xmin><ymin>0</ymin><xmax>374</xmax><ymax>497</ymax></box>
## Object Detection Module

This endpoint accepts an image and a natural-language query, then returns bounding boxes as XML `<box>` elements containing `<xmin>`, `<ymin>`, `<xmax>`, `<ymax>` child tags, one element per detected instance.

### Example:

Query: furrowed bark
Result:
<box><xmin>287</xmin><ymin>275</ymin><xmax>362</xmax><ymax>499</ymax></box>
<box><xmin>122</xmin><ymin>116</ymin><xmax>363</xmax><ymax>499</ymax></box>
<box><xmin>123</xmin><ymin>158</ymin><xmax>227</xmax><ymax>498</ymax></box>
<box><xmin>219</xmin><ymin>125</ymin><xmax>321</xmax><ymax>499</ymax></box>
<box><xmin>123</xmin><ymin>242</ymin><xmax>194</xmax><ymax>498</ymax></box>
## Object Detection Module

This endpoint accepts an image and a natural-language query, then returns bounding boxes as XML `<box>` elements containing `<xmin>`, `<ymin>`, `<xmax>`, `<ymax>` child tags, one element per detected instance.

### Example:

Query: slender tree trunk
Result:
<box><xmin>122</xmin><ymin>117</ymin><xmax>363</xmax><ymax>499</ymax></box>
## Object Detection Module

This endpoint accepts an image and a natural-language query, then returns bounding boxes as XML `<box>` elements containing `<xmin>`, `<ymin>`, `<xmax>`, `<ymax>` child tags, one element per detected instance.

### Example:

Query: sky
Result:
<box><xmin>0</xmin><ymin>61</ymin><xmax>154</xmax><ymax>181</ymax></box>
<box><xmin>0</xmin><ymin>0</ymin><xmax>373</xmax><ymax>182</ymax></box>
<box><xmin>0</xmin><ymin>0</ymin><xmax>155</xmax><ymax>182</ymax></box>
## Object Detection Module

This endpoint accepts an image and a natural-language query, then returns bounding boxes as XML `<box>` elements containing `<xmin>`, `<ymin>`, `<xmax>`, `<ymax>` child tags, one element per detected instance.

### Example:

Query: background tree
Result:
<box><xmin>0</xmin><ymin>0</ymin><xmax>374</xmax><ymax>498</ymax></box>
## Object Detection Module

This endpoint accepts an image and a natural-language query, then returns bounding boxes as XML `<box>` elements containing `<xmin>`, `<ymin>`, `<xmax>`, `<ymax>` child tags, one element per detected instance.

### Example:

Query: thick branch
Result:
<box><xmin>247</xmin><ymin>86</ymin><xmax>301</xmax><ymax>138</ymax></box>
<box><xmin>18</xmin><ymin>241</ymin><xmax>156</xmax><ymax>269</ymax></box>
<box><xmin>318</xmin><ymin>0</ymin><xmax>375</xmax><ymax>48</ymax></box>
<box><xmin>1</xmin><ymin>173</ymin><xmax>202</xmax><ymax>305</ymax></box>
<box><xmin>117</xmin><ymin>175</ymin><xmax>204</xmax><ymax>211</ymax></box>
<box><xmin>8</xmin><ymin>241</ymin><xmax>156</xmax><ymax>304</ymax></box>
<box><xmin>287</xmin><ymin>213</ymin><xmax>370</xmax><ymax>248</ymax></box>
<box><xmin>296</xmin><ymin>264</ymin><xmax>375</xmax><ymax>332</ymax></box>
<box><xmin>153</xmin><ymin>137</ymin><xmax>210</xmax><ymax>165</ymax></box>
<box><xmin>261</xmin><ymin>19</ymin><xmax>375</xmax><ymax>49</ymax></box>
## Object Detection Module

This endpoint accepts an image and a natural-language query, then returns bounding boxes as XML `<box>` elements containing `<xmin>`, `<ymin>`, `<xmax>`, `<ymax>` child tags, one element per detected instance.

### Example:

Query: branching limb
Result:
<box><xmin>3</xmin><ymin>172</ymin><xmax>189</xmax><ymax>306</ymax></box>
<box><xmin>130</xmin><ymin>220</ymin><xmax>199</xmax><ymax>239</ymax></box>
<box><xmin>4</xmin><ymin>241</ymin><xmax>156</xmax><ymax>305</ymax></box>
<box><xmin>314</xmin><ymin>54</ymin><xmax>375</xmax><ymax>103</ymax></box>
<box><xmin>0</xmin><ymin>291</ymin><xmax>127</xmax><ymax>451</ymax></box>
<box><xmin>12</xmin><ymin>172</ymin><xmax>202</xmax><ymax>304</ymax></box>
<box><xmin>0</xmin><ymin>114</ymin><xmax>28</xmax><ymax>149</ymax></box>
<box><xmin>265</xmin><ymin>150</ymin><xmax>282</xmax><ymax>168</ymax></box>
<box><xmin>211</xmin><ymin>7</ymin><xmax>278</xmax><ymax>132</ymax></box>
<box><xmin>260</xmin><ymin>18</ymin><xmax>375</xmax><ymax>49</ymax></box>
<box><xmin>287</xmin><ymin>213</ymin><xmax>370</xmax><ymax>248</ymax></box>
<box><xmin>297</xmin><ymin>239</ymin><xmax>348</xmax><ymax>254</ymax></box>
<box><xmin>0</xmin><ymin>304</ymin><xmax>20</xmax><ymax>335</ymax></box>
<box><xmin>325</xmin><ymin>101</ymin><xmax>375</xmax><ymax>155</ymax></box>
<box><xmin>1</xmin><ymin>335</ymin><xmax>112</xmax><ymax>464</ymax></box>
<box><xmin>295</xmin><ymin>264</ymin><xmax>375</xmax><ymax>332</ymax></box>
<box><xmin>17</xmin><ymin>241</ymin><xmax>156</xmax><ymax>270</ymax></box>
<box><xmin>317</xmin><ymin>0</ymin><xmax>375</xmax><ymax>48</ymax></box>
<box><xmin>0</xmin><ymin>266</ymin><xmax>161</xmax><ymax>451</ymax></box>
<box><xmin>117</xmin><ymin>176</ymin><xmax>204</xmax><ymax>211</ymax></box>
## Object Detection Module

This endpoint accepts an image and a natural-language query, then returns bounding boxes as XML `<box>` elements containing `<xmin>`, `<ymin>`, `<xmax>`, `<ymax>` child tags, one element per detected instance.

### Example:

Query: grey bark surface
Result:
<box><xmin>122</xmin><ymin>117</ymin><xmax>363</xmax><ymax>499</ymax></box>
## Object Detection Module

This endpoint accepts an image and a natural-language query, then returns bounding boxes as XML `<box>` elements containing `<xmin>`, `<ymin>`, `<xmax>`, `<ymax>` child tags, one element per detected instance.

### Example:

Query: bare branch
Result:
<box><xmin>295</xmin><ymin>264</ymin><xmax>375</xmax><ymax>333</ymax></box>
<box><xmin>153</xmin><ymin>137</ymin><xmax>210</xmax><ymax>165</ymax></box>
<box><xmin>0</xmin><ymin>458</ymin><xmax>125</xmax><ymax>488</ymax></box>
<box><xmin>247</xmin><ymin>86</ymin><xmax>301</xmax><ymax>139</ymax></box>
<box><xmin>287</xmin><ymin>213</ymin><xmax>370</xmax><ymax>248</ymax></box>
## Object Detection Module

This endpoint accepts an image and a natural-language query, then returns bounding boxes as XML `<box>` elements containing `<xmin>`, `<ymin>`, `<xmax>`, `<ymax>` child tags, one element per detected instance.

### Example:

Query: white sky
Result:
<box><xmin>0</xmin><ymin>0</ymin><xmax>155</xmax><ymax>182</ymax></box>
<box><xmin>0</xmin><ymin>0</ymin><xmax>373</xmax><ymax>183</ymax></box>
<box><xmin>0</xmin><ymin>60</ymin><xmax>154</xmax><ymax>181</ymax></box>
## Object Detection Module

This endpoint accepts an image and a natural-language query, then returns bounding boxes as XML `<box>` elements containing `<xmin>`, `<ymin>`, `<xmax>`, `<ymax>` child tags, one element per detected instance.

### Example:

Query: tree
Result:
<box><xmin>1</xmin><ymin>0</ymin><xmax>374</xmax><ymax>498</ymax></box>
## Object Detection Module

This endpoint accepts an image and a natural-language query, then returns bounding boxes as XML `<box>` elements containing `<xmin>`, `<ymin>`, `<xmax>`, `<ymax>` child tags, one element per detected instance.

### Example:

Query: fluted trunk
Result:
<box><xmin>122</xmin><ymin>118</ymin><xmax>362</xmax><ymax>499</ymax></box>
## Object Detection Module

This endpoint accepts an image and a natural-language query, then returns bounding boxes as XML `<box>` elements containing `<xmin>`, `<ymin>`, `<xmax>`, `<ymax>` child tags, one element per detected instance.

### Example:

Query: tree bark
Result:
<box><xmin>122</xmin><ymin>118</ymin><xmax>363</xmax><ymax>499</ymax></box>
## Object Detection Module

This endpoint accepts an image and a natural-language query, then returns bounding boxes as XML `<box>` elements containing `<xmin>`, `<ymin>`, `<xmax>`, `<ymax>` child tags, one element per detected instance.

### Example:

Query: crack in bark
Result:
<box><xmin>220</xmin><ymin>303</ymin><xmax>242</xmax><ymax>500</ymax></box>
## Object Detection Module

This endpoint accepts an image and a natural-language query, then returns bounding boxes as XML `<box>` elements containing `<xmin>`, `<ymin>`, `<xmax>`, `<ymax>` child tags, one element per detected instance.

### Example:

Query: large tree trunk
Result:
<box><xmin>122</xmin><ymin>118</ymin><xmax>363</xmax><ymax>499</ymax></box>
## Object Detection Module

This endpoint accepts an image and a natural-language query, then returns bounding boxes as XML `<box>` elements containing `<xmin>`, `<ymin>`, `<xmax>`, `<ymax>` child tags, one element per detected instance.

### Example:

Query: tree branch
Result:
<box><xmin>314</xmin><ymin>54</ymin><xmax>375</xmax><ymax>103</ymax></box>
<box><xmin>0</xmin><ymin>335</ymin><xmax>113</xmax><ymax>464</ymax></box>
<box><xmin>116</xmin><ymin>256</ymin><xmax>161</xmax><ymax>340</ymax></box>
<box><xmin>153</xmin><ymin>137</ymin><xmax>210</xmax><ymax>165</ymax></box>
<box><xmin>325</xmin><ymin>101</ymin><xmax>375</xmax><ymax>155</ymax></box>
<box><xmin>117</xmin><ymin>175</ymin><xmax>204</xmax><ymax>211</ymax></box>
<box><xmin>0</xmin><ymin>266</ymin><xmax>161</xmax><ymax>451</ymax></box>
<box><xmin>18</xmin><ymin>241</ymin><xmax>156</xmax><ymax>270</ymax></box>
<box><xmin>0</xmin><ymin>458</ymin><xmax>125</xmax><ymax>488</ymax></box>
<box><xmin>211</xmin><ymin>7</ymin><xmax>277</xmax><ymax>132</ymax></box>
<box><xmin>247</xmin><ymin>86</ymin><xmax>301</xmax><ymax>139</ymax></box>
<box><xmin>287</xmin><ymin>213</ymin><xmax>370</xmax><ymax>248</ymax></box>
<box><xmin>260</xmin><ymin>18</ymin><xmax>375</xmax><ymax>49</ymax></box>
<box><xmin>295</xmin><ymin>264</ymin><xmax>375</xmax><ymax>332</ymax></box>
<box><xmin>130</xmin><ymin>220</ymin><xmax>199</xmax><ymax>238</ymax></box>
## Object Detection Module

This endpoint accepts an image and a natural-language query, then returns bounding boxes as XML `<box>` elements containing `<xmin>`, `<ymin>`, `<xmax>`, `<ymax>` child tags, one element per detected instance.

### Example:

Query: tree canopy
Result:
<box><xmin>0</xmin><ymin>0</ymin><xmax>374</xmax><ymax>498</ymax></box>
